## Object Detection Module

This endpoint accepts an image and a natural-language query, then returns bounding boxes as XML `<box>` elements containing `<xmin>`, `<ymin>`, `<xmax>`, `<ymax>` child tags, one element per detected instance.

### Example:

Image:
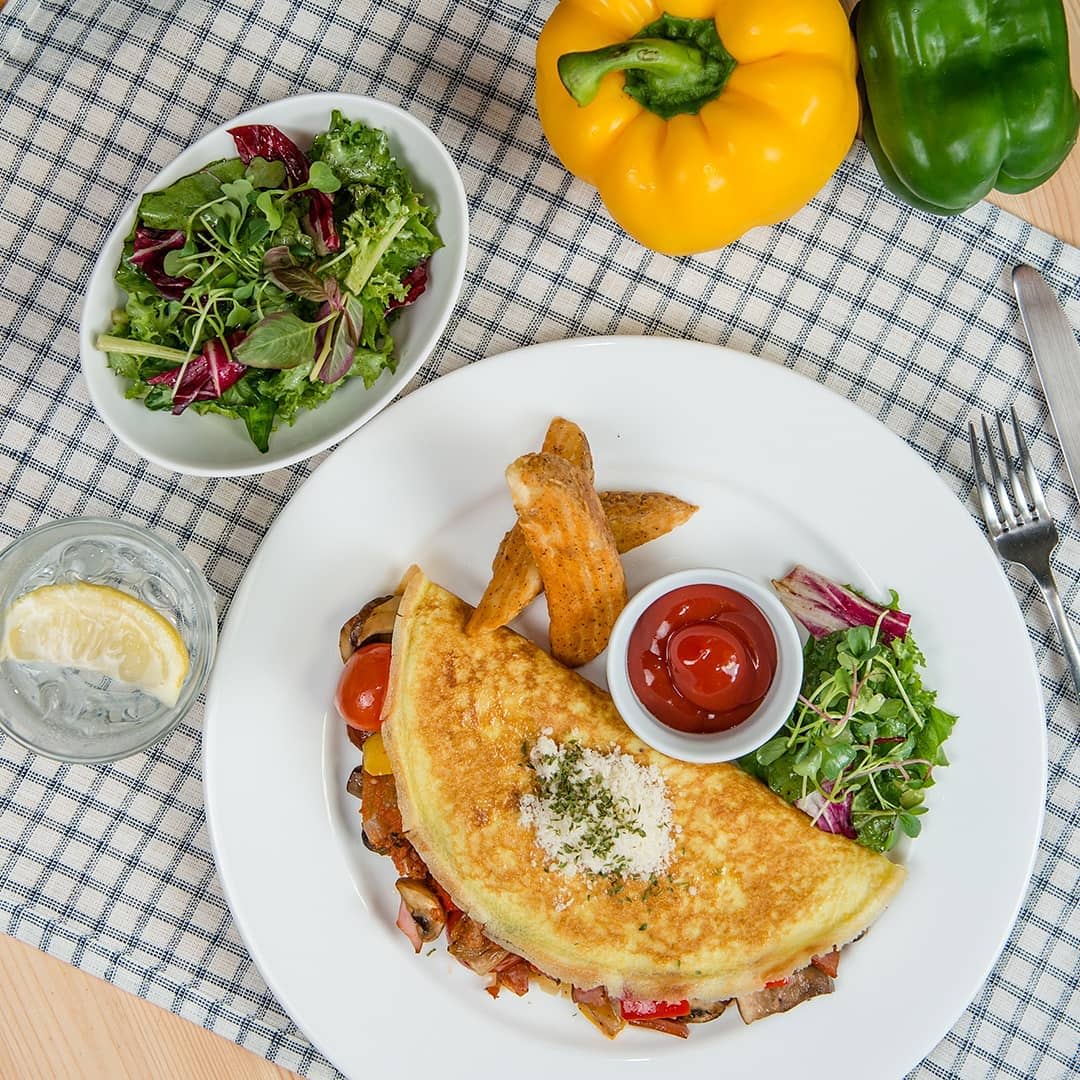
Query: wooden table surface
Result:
<box><xmin>2</xmin><ymin>3</ymin><xmax>1079</xmax><ymax>1077</ymax></box>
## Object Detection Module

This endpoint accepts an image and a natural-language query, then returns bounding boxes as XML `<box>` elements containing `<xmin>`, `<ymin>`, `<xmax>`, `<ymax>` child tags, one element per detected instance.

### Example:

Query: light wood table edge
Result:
<box><xmin>0</xmin><ymin>935</ymin><xmax>298</xmax><ymax>1080</ymax></box>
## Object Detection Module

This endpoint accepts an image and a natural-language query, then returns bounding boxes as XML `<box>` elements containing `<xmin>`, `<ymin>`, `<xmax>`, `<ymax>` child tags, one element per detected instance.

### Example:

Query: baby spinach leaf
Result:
<box><xmin>138</xmin><ymin>158</ymin><xmax>246</xmax><ymax>230</ymax></box>
<box><xmin>234</xmin><ymin>311</ymin><xmax>320</xmax><ymax>369</ymax></box>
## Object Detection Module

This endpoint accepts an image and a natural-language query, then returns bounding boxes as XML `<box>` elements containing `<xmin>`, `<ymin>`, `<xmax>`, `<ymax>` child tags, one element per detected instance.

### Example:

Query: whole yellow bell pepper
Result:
<box><xmin>535</xmin><ymin>0</ymin><xmax>859</xmax><ymax>256</ymax></box>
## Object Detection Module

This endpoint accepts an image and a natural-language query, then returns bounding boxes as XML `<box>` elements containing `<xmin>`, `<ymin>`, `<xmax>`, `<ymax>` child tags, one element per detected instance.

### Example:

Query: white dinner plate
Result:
<box><xmin>203</xmin><ymin>337</ymin><xmax>1046</xmax><ymax>1080</ymax></box>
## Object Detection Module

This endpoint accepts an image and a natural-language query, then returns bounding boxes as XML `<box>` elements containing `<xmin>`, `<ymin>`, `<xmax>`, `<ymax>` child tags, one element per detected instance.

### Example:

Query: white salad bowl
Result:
<box><xmin>79</xmin><ymin>93</ymin><xmax>468</xmax><ymax>476</ymax></box>
<box><xmin>606</xmin><ymin>568</ymin><xmax>804</xmax><ymax>764</ymax></box>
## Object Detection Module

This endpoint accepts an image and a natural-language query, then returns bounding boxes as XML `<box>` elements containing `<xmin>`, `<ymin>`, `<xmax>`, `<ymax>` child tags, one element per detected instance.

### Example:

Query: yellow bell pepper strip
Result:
<box><xmin>535</xmin><ymin>0</ymin><xmax>859</xmax><ymax>256</ymax></box>
<box><xmin>362</xmin><ymin>731</ymin><xmax>393</xmax><ymax>775</ymax></box>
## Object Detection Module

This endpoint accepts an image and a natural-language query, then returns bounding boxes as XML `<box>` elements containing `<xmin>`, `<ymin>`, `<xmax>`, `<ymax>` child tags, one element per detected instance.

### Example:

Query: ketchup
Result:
<box><xmin>627</xmin><ymin>584</ymin><xmax>777</xmax><ymax>733</ymax></box>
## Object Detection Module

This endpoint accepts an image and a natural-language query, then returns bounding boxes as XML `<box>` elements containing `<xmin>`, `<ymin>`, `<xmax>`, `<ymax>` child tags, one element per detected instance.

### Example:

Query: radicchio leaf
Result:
<box><xmin>228</xmin><ymin>125</ymin><xmax>309</xmax><ymax>184</ymax></box>
<box><xmin>795</xmin><ymin>784</ymin><xmax>856</xmax><ymax>839</ymax></box>
<box><xmin>228</xmin><ymin>124</ymin><xmax>340</xmax><ymax>254</ymax></box>
<box><xmin>317</xmin><ymin>317</ymin><xmax>357</xmax><ymax>385</ymax></box>
<box><xmin>129</xmin><ymin>227</ymin><xmax>191</xmax><ymax>298</ymax></box>
<box><xmin>772</xmin><ymin>566</ymin><xmax>911</xmax><ymax>641</ymax></box>
<box><xmin>146</xmin><ymin>335</ymin><xmax>246</xmax><ymax>414</ymax></box>
<box><xmin>323</xmin><ymin>277</ymin><xmax>343</xmax><ymax>312</ymax></box>
<box><xmin>311</xmin><ymin>300</ymin><xmax>335</xmax><ymax>377</ymax></box>
<box><xmin>341</xmin><ymin>292</ymin><xmax>363</xmax><ymax>342</ymax></box>
<box><xmin>387</xmin><ymin>259</ymin><xmax>429</xmax><ymax>311</ymax></box>
<box><xmin>303</xmin><ymin>195</ymin><xmax>339</xmax><ymax>256</ymax></box>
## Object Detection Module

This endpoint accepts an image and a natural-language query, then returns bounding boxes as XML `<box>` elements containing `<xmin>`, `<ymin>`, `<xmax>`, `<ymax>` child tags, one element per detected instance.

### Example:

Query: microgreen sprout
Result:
<box><xmin>741</xmin><ymin>586</ymin><xmax>956</xmax><ymax>852</ymax></box>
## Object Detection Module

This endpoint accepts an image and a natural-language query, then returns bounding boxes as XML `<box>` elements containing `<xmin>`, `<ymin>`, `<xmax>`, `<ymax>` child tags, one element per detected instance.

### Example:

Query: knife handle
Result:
<box><xmin>1013</xmin><ymin>266</ymin><xmax>1080</xmax><ymax>364</ymax></box>
<box><xmin>1012</xmin><ymin>265</ymin><xmax>1080</xmax><ymax>500</ymax></box>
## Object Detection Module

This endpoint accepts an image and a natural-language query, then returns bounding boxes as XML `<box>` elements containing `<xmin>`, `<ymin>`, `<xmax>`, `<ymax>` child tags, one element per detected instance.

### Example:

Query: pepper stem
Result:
<box><xmin>556</xmin><ymin>14</ymin><xmax>736</xmax><ymax>121</ymax></box>
<box><xmin>558</xmin><ymin>39</ymin><xmax>709</xmax><ymax>108</ymax></box>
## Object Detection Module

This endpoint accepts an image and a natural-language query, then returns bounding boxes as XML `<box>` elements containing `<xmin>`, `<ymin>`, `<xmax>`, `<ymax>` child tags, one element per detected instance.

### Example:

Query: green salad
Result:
<box><xmin>98</xmin><ymin>111</ymin><xmax>441</xmax><ymax>452</ymax></box>
<box><xmin>740</xmin><ymin>566</ymin><xmax>957</xmax><ymax>853</ymax></box>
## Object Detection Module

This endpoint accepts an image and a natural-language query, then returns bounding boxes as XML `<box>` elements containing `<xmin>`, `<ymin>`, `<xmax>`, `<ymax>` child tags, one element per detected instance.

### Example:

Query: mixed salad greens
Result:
<box><xmin>98</xmin><ymin>111</ymin><xmax>441</xmax><ymax>452</ymax></box>
<box><xmin>740</xmin><ymin>566</ymin><xmax>957</xmax><ymax>853</ymax></box>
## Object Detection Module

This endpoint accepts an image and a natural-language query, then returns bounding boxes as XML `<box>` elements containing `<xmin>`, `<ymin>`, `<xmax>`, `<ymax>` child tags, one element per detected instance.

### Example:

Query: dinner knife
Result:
<box><xmin>1012</xmin><ymin>265</ymin><xmax>1080</xmax><ymax>500</ymax></box>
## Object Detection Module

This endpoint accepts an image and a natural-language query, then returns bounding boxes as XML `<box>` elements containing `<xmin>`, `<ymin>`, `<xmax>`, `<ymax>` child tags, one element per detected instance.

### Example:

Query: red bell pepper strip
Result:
<box><xmin>619</xmin><ymin>997</ymin><xmax>690</xmax><ymax>1021</ymax></box>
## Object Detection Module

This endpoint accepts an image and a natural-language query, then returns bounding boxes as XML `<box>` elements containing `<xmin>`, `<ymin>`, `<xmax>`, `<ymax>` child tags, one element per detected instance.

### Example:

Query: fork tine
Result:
<box><xmin>996</xmin><ymin>413</ymin><xmax>1032</xmax><ymax>523</ymax></box>
<box><xmin>969</xmin><ymin>421</ymin><xmax>1003</xmax><ymax>537</ymax></box>
<box><xmin>981</xmin><ymin>415</ymin><xmax>1018</xmax><ymax>529</ymax></box>
<box><xmin>1011</xmin><ymin>406</ymin><xmax>1050</xmax><ymax>520</ymax></box>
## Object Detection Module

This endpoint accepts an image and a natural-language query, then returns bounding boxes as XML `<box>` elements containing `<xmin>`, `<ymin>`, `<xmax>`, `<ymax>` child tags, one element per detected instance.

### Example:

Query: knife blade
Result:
<box><xmin>1012</xmin><ymin>265</ymin><xmax>1080</xmax><ymax>499</ymax></box>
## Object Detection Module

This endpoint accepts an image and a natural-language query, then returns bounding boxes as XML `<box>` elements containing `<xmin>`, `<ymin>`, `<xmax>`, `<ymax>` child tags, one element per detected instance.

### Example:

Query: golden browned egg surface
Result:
<box><xmin>382</xmin><ymin>569</ymin><xmax>905</xmax><ymax>1004</ymax></box>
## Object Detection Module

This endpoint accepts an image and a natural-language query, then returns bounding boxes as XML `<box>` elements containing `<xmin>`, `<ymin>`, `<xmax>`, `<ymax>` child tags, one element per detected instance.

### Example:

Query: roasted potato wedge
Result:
<box><xmin>600</xmin><ymin>490</ymin><xmax>697</xmax><ymax>552</ymax></box>
<box><xmin>467</xmin><ymin>525</ymin><xmax>543</xmax><ymax>635</ymax></box>
<box><xmin>541</xmin><ymin>416</ymin><xmax>594</xmax><ymax>481</ymax></box>
<box><xmin>467</xmin><ymin>489</ymin><xmax>696</xmax><ymax>634</ymax></box>
<box><xmin>505</xmin><ymin>452</ymin><xmax>626</xmax><ymax>667</ymax></box>
<box><xmin>467</xmin><ymin>418</ymin><xmax>592</xmax><ymax>635</ymax></box>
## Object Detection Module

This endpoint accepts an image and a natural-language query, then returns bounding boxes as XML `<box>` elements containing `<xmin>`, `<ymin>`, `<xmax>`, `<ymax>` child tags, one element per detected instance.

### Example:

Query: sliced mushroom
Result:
<box><xmin>346</xmin><ymin>765</ymin><xmax>364</xmax><ymax>800</ymax></box>
<box><xmin>735</xmin><ymin>965</ymin><xmax>834</xmax><ymax>1024</ymax></box>
<box><xmin>685</xmin><ymin>1000</ymin><xmax>729</xmax><ymax>1023</ymax></box>
<box><xmin>395</xmin><ymin>877</ymin><xmax>446</xmax><ymax>942</ymax></box>
<box><xmin>339</xmin><ymin>594</ymin><xmax>400</xmax><ymax>662</ymax></box>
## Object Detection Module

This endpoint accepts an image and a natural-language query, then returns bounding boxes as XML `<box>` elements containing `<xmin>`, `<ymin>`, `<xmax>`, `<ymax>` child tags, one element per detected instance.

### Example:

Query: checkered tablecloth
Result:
<box><xmin>0</xmin><ymin>0</ymin><xmax>1077</xmax><ymax>1076</ymax></box>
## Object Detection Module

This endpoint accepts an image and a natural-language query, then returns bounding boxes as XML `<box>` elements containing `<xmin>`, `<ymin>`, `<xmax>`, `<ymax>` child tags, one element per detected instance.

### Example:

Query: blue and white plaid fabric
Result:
<box><xmin>1</xmin><ymin>1</ymin><xmax>1077</xmax><ymax>1076</ymax></box>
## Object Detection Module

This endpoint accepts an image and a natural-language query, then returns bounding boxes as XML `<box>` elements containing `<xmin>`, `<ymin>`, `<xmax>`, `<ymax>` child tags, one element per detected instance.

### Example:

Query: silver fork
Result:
<box><xmin>969</xmin><ymin>407</ymin><xmax>1080</xmax><ymax>697</ymax></box>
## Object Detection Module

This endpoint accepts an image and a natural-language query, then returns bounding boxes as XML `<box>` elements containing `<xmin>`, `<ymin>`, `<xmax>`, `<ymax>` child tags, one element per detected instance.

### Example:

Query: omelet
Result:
<box><xmin>382</xmin><ymin>567</ymin><xmax>905</xmax><ymax>1005</ymax></box>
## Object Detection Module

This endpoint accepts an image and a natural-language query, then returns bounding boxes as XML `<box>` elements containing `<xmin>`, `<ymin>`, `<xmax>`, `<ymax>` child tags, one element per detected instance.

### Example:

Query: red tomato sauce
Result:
<box><xmin>627</xmin><ymin>584</ymin><xmax>777</xmax><ymax>733</ymax></box>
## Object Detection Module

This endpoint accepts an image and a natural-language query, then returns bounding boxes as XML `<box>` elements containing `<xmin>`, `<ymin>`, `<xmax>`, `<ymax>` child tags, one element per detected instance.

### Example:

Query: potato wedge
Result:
<box><xmin>467</xmin><ymin>525</ymin><xmax>543</xmax><ymax>635</ymax></box>
<box><xmin>599</xmin><ymin>491</ymin><xmax>698</xmax><ymax>553</ymax></box>
<box><xmin>541</xmin><ymin>416</ymin><xmax>594</xmax><ymax>481</ymax></box>
<box><xmin>505</xmin><ymin>452</ymin><xmax>626</xmax><ymax>667</ymax></box>
<box><xmin>467</xmin><ymin>490</ymin><xmax>697</xmax><ymax>634</ymax></box>
<box><xmin>467</xmin><ymin>418</ymin><xmax>592</xmax><ymax>635</ymax></box>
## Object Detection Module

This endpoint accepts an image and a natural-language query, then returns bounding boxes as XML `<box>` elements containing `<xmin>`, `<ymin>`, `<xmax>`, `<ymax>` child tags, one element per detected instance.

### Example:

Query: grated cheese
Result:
<box><xmin>519</xmin><ymin>735</ymin><xmax>674</xmax><ymax>880</ymax></box>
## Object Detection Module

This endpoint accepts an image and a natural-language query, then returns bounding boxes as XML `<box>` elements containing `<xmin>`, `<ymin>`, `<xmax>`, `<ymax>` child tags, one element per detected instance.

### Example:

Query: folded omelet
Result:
<box><xmin>382</xmin><ymin>568</ymin><xmax>904</xmax><ymax>1005</ymax></box>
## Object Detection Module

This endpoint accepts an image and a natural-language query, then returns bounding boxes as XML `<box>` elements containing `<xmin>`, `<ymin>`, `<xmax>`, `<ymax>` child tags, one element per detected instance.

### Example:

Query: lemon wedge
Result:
<box><xmin>0</xmin><ymin>583</ymin><xmax>190</xmax><ymax>706</ymax></box>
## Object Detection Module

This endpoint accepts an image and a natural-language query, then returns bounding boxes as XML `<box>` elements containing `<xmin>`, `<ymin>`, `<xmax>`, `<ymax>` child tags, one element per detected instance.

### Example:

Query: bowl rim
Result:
<box><xmin>78</xmin><ymin>91</ymin><xmax>469</xmax><ymax>478</ymax></box>
<box><xmin>605</xmin><ymin>567</ymin><xmax>804</xmax><ymax>764</ymax></box>
<box><xmin>0</xmin><ymin>516</ymin><xmax>218</xmax><ymax>763</ymax></box>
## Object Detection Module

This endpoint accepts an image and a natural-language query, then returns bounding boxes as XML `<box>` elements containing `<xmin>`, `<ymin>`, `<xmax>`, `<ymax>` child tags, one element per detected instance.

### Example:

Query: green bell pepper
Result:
<box><xmin>855</xmin><ymin>0</ymin><xmax>1080</xmax><ymax>215</ymax></box>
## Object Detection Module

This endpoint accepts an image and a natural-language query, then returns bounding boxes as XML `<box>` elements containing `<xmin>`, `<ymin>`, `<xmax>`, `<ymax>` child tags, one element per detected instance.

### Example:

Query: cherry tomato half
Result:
<box><xmin>335</xmin><ymin>642</ymin><xmax>392</xmax><ymax>731</ymax></box>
